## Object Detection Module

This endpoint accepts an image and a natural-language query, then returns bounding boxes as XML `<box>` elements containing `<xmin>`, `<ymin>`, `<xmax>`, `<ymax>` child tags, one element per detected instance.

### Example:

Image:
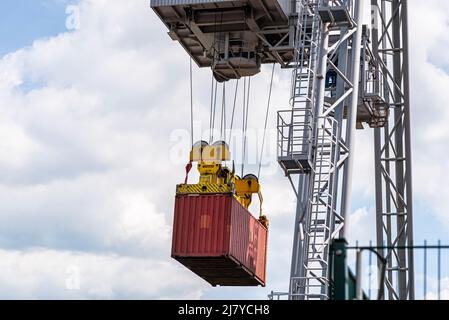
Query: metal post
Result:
<box><xmin>401</xmin><ymin>0</ymin><xmax>415</xmax><ymax>299</ymax></box>
<box><xmin>332</xmin><ymin>239</ymin><xmax>348</xmax><ymax>300</ymax></box>
<box><xmin>371</xmin><ymin>0</ymin><xmax>386</xmax><ymax>300</ymax></box>
<box><xmin>377</xmin><ymin>256</ymin><xmax>387</xmax><ymax>300</ymax></box>
<box><xmin>424</xmin><ymin>240</ymin><xmax>427</xmax><ymax>300</ymax></box>
<box><xmin>334</xmin><ymin>30</ymin><xmax>349</xmax><ymax>240</ymax></box>
<box><xmin>438</xmin><ymin>240</ymin><xmax>441</xmax><ymax>300</ymax></box>
<box><xmin>392</xmin><ymin>0</ymin><xmax>407</xmax><ymax>299</ymax></box>
<box><xmin>381</xmin><ymin>0</ymin><xmax>394</xmax><ymax>300</ymax></box>
<box><xmin>314</xmin><ymin>23</ymin><xmax>330</xmax><ymax>121</ymax></box>
<box><xmin>340</xmin><ymin>0</ymin><xmax>365</xmax><ymax>235</ymax></box>
<box><xmin>355</xmin><ymin>249</ymin><xmax>363</xmax><ymax>300</ymax></box>
<box><xmin>369</xmin><ymin>240</ymin><xmax>373</xmax><ymax>299</ymax></box>
<box><xmin>289</xmin><ymin>175</ymin><xmax>309</xmax><ymax>299</ymax></box>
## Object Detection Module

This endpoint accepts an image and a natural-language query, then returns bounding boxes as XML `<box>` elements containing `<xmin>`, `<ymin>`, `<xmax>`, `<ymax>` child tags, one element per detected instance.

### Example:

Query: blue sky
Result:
<box><xmin>0</xmin><ymin>0</ymin><xmax>448</xmax><ymax>300</ymax></box>
<box><xmin>0</xmin><ymin>0</ymin><xmax>77</xmax><ymax>56</ymax></box>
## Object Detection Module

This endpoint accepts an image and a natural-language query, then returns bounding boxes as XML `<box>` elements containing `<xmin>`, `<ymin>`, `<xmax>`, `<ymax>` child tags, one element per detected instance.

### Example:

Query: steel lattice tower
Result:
<box><xmin>276</xmin><ymin>0</ymin><xmax>414</xmax><ymax>300</ymax></box>
<box><xmin>372</xmin><ymin>0</ymin><xmax>414</xmax><ymax>300</ymax></box>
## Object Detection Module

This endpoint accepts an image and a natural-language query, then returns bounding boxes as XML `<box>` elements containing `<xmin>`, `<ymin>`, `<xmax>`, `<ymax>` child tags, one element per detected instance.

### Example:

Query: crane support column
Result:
<box><xmin>339</xmin><ymin>0</ymin><xmax>364</xmax><ymax>237</ymax></box>
<box><xmin>372</xmin><ymin>0</ymin><xmax>414</xmax><ymax>300</ymax></box>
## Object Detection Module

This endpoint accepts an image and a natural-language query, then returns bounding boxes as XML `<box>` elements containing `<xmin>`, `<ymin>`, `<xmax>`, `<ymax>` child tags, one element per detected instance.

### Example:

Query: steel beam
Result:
<box><xmin>339</xmin><ymin>0</ymin><xmax>364</xmax><ymax>236</ymax></box>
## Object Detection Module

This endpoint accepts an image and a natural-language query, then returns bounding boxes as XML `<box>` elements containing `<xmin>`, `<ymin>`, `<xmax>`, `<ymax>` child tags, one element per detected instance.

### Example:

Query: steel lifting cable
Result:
<box><xmin>210</xmin><ymin>79</ymin><xmax>218</xmax><ymax>143</ymax></box>
<box><xmin>258</xmin><ymin>64</ymin><xmax>276</xmax><ymax>178</ymax></box>
<box><xmin>245</xmin><ymin>78</ymin><xmax>251</xmax><ymax>135</ymax></box>
<box><xmin>240</xmin><ymin>78</ymin><xmax>247</xmax><ymax>177</ymax></box>
<box><xmin>228</xmin><ymin>79</ymin><xmax>240</xmax><ymax>146</ymax></box>
<box><xmin>184</xmin><ymin>57</ymin><xmax>195</xmax><ymax>184</ymax></box>
<box><xmin>241</xmin><ymin>77</ymin><xmax>251</xmax><ymax>177</ymax></box>
<box><xmin>220</xmin><ymin>83</ymin><xmax>226</xmax><ymax>142</ymax></box>
<box><xmin>209</xmin><ymin>10</ymin><xmax>222</xmax><ymax>143</ymax></box>
<box><xmin>209</xmin><ymin>73</ymin><xmax>215</xmax><ymax>143</ymax></box>
<box><xmin>223</xmin><ymin>84</ymin><xmax>226</xmax><ymax>141</ymax></box>
<box><xmin>189</xmin><ymin>57</ymin><xmax>194</xmax><ymax>148</ymax></box>
<box><xmin>215</xmin><ymin>11</ymin><xmax>225</xmax><ymax>143</ymax></box>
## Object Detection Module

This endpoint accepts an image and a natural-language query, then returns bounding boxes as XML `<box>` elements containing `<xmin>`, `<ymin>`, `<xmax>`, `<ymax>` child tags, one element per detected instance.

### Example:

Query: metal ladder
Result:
<box><xmin>293</xmin><ymin>116</ymin><xmax>339</xmax><ymax>299</ymax></box>
<box><xmin>287</xmin><ymin>0</ymin><xmax>341</xmax><ymax>300</ymax></box>
<box><xmin>276</xmin><ymin>0</ymin><xmax>322</xmax><ymax>176</ymax></box>
<box><xmin>291</xmin><ymin>1</ymin><xmax>320</xmax><ymax>104</ymax></box>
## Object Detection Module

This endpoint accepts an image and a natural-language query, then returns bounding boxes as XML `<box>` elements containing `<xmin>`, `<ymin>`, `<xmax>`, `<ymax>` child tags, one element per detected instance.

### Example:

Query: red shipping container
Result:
<box><xmin>172</xmin><ymin>194</ymin><xmax>268</xmax><ymax>287</ymax></box>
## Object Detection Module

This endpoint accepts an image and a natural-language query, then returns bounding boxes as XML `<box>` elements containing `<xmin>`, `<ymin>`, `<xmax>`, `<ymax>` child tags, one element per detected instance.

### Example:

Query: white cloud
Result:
<box><xmin>405</xmin><ymin>1</ymin><xmax>449</xmax><ymax>234</ymax></box>
<box><xmin>0</xmin><ymin>0</ymin><xmax>296</xmax><ymax>299</ymax></box>
<box><xmin>0</xmin><ymin>0</ymin><xmax>209</xmax><ymax>299</ymax></box>
<box><xmin>0</xmin><ymin>249</ymin><xmax>205</xmax><ymax>299</ymax></box>
<box><xmin>0</xmin><ymin>120</ymin><xmax>41</xmax><ymax>169</ymax></box>
<box><xmin>347</xmin><ymin>207</ymin><xmax>375</xmax><ymax>246</ymax></box>
<box><xmin>0</xmin><ymin>0</ymin><xmax>448</xmax><ymax>300</ymax></box>
<box><xmin>115</xmin><ymin>191</ymin><xmax>170</xmax><ymax>251</ymax></box>
<box><xmin>423</xmin><ymin>277</ymin><xmax>449</xmax><ymax>301</ymax></box>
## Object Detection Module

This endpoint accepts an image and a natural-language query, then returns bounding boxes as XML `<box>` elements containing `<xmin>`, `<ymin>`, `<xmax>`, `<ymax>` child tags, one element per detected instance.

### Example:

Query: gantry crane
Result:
<box><xmin>151</xmin><ymin>0</ymin><xmax>414</xmax><ymax>300</ymax></box>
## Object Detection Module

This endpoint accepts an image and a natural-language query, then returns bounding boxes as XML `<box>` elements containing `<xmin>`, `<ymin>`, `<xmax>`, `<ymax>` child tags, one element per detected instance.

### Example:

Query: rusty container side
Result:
<box><xmin>228</xmin><ymin>199</ymin><xmax>268</xmax><ymax>286</ymax></box>
<box><xmin>171</xmin><ymin>194</ymin><xmax>267</xmax><ymax>287</ymax></box>
<box><xmin>256</xmin><ymin>222</ymin><xmax>268</xmax><ymax>283</ymax></box>
<box><xmin>172</xmin><ymin>194</ymin><xmax>231</xmax><ymax>257</ymax></box>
